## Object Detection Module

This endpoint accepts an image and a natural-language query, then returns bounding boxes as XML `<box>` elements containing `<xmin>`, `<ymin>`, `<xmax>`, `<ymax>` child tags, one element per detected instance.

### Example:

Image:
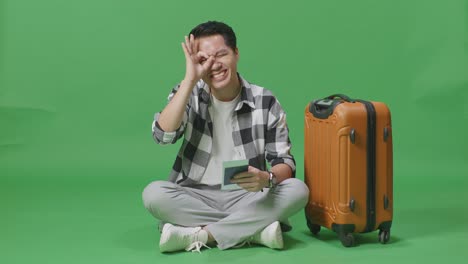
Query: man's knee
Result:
<box><xmin>280</xmin><ymin>178</ymin><xmax>310</xmax><ymax>208</ymax></box>
<box><xmin>142</xmin><ymin>180</ymin><xmax>175</xmax><ymax>211</ymax></box>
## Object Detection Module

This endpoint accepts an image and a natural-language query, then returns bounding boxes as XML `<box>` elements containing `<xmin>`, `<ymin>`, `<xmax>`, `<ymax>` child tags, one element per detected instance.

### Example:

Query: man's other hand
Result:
<box><xmin>231</xmin><ymin>166</ymin><xmax>269</xmax><ymax>192</ymax></box>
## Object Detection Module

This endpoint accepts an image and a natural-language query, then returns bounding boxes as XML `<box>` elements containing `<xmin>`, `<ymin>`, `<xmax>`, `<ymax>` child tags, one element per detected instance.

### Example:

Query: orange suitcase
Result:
<box><xmin>304</xmin><ymin>94</ymin><xmax>393</xmax><ymax>247</ymax></box>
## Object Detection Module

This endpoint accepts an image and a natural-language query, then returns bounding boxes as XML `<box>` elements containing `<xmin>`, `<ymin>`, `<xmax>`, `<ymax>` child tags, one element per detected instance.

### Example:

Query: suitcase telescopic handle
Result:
<box><xmin>327</xmin><ymin>94</ymin><xmax>355</xmax><ymax>103</ymax></box>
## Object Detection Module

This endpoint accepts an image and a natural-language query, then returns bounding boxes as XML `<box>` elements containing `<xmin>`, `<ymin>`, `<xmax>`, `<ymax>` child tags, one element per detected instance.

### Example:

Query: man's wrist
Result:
<box><xmin>182</xmin><ymin>77</ymin><xmax>198</xmax><ymax>86</ymax></box>
<box><xmin>267</xmin><ymin>170</ymin><xmax>278</xmax><ymax>188</ymax></box>
<box><xmin>178</xmin><ymin>78</ymin><xmax>198</xmax><ymax>96</ymax></box>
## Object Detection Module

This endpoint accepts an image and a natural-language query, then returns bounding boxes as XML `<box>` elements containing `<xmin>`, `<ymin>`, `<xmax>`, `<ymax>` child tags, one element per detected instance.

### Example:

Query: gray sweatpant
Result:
<box><xmin>142</xmin><ymin>178</ymin><xmax>309</xmax><ymax>249</ymax></box>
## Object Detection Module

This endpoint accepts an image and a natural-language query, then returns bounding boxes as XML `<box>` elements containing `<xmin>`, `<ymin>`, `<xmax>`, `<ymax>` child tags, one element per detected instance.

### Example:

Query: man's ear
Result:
<box><xmin>234</xmin><ymin>48</ymin><xmax>239</xmax><ymax>59</ymax></box>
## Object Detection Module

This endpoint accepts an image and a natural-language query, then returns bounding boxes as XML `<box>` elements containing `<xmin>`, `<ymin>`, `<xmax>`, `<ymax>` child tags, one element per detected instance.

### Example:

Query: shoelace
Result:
<box><xmin>185</xmin><ymin>241</ymin><xmax>211</xmax><ymax>253</ymax></box>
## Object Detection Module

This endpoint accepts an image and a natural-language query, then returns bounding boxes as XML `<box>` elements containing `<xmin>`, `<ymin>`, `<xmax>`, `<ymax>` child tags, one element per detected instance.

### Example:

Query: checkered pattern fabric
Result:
<box><xmin>152</xmin><ymin>74</ymin><xmax>296</xmax><ymax>185</ymax></box>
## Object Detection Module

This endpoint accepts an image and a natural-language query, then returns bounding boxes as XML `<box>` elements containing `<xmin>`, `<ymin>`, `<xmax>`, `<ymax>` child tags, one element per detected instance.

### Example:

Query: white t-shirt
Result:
<box><xmin>200</xmin><ymin>92</ymin><xmax>241</xmax><ymax>185</ymax></box>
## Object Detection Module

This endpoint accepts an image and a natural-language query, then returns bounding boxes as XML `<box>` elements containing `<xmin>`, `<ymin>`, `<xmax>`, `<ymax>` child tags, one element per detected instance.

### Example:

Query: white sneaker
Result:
<box><xmin>159</xmin><ymin>223</ymin><xmax>210</xmax><ymax>253</ymax></box>
<box><xmin>251</xmin><ymin>221</ymin><xmax>284</xmax><ymax>249</ymax></box>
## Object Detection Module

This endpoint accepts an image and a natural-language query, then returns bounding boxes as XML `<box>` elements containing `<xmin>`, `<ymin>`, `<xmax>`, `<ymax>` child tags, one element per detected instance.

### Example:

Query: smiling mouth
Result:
<box><xmin>210</xmin><ymin>69</ymin><xmax>228</xmax><ymax>81</ymax></box>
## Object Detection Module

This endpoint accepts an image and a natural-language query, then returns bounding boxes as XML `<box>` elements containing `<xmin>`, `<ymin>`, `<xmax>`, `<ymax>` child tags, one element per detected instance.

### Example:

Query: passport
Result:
<box><xmin>221</xmin><ymin>159</ymin><xmax>249</xmax><ymax>190</ymax></box>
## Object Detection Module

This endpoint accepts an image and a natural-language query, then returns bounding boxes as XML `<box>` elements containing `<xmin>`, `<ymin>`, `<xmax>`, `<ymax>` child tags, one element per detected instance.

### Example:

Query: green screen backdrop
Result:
<box><xmin>1</xmin><ymin>0</ymin><xmax>467</xmax><ymax>263</ymax></box>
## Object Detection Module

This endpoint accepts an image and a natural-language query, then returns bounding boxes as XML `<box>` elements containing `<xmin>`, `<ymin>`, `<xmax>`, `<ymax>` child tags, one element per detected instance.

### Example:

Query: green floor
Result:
<box><xmin>2</xmin><ymin>156</ymin><xmax>467</xmax><ymax>264</ymax></box>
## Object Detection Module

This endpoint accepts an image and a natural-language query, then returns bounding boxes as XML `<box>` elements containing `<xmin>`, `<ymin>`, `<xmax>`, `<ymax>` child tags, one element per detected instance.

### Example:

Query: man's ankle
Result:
<box><xmin>202</xmin><ymin>227</ymin><xmax>216</xmax><ymax>244</ymax></box>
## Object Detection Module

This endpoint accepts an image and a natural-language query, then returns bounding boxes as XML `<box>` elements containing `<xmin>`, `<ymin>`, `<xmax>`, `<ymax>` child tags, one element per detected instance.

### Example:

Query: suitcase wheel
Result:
<box><xmin>338</xmin><ymin>232</ymin><xmax>355</xmax><ymax>247</ymax></box>
<box><xmin>309</xmin><ymin>223</ymin><xmax>321</xmax><ymax>235</ymax></box>
<box><xmin>305</xmin><ymin>215</ymin><xmax>321</xmax><ymax>235</ymax></box>
<box><xmin>378</xmin><ymin>229</ymin><xmax>390</xmax><ymax>244</ymax></box>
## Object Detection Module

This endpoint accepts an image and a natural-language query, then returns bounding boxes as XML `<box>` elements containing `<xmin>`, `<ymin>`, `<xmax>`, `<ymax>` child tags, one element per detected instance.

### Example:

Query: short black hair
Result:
<box><xmin>189</xmin><ymin>21</ymin><xmax>237</xmax><ymax>51</ymax></box>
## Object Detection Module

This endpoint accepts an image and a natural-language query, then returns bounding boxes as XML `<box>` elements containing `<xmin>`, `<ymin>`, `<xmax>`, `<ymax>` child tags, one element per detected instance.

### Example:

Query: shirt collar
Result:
<box><xmin>236</xmin><ymin>74</ymin><xmax>256</xmax><ymax>111</ymax></box>
<box><xmin>198</xmin><ymin>73</ymin><xmax>256</xmax><ymax>110</ymax></box>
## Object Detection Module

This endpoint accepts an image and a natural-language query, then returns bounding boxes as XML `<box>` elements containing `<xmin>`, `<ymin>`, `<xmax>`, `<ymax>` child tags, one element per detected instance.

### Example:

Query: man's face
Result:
<box><xmin>196</xmin><ymin>34</ymin><xmax>239</xmax><ymax>92</ymax></box>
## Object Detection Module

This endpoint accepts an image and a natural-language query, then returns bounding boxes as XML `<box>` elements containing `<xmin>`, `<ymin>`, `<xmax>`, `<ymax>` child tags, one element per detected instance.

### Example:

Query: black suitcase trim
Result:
<box><xmin>357</xmin><ymin>100</ymin><xmax>377</xmax><ymax>233</ymax></box>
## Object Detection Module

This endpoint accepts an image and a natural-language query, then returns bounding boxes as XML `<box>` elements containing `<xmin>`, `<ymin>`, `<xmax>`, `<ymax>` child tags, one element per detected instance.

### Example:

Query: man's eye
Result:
<box><xmin>200</xmin><ymin>59</ymin><xmax>207</xmax><ymax>64</ymax></box>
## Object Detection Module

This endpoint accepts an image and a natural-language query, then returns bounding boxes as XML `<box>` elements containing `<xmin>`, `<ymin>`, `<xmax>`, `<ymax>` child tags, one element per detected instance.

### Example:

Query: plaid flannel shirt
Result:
<box><xmin>152</xmin><ymin>74</ymin><xmax>296</xmax><ymax>185</ymax></box>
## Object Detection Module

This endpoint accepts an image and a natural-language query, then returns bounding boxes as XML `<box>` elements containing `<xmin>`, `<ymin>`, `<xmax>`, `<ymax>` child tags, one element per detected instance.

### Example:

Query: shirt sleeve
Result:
<box><xmin>152</xmin><ymin>84</ymin><xmax>190</xmax><ymax>145</ymax></box>
<box><xmin>265</xmin><ymin>98</ymin><xmax>296</xmax><ymax>177</ymax></box>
